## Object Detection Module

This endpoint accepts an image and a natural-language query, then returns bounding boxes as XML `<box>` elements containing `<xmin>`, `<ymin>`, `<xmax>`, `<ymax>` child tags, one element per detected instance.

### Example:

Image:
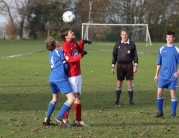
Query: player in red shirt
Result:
<box><xmin>60</xmin><ymin>28</ymin><xmax>92</xmax><ymax>126</ymax></box>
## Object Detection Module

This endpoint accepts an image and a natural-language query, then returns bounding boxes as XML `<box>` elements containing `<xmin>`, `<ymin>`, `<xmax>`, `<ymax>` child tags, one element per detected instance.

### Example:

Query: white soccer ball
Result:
<box><xmin>62</xmin><ymin>11</ymin><xmax>75</xmax><ymax>23</ymax></box>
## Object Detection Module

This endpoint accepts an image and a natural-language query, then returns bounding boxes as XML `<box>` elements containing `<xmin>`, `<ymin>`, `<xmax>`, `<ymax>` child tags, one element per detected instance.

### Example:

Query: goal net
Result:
<box><xmin>82</xmin><ymin>23</ymin><xmax>152</xmax><ymax>46</ymax></box>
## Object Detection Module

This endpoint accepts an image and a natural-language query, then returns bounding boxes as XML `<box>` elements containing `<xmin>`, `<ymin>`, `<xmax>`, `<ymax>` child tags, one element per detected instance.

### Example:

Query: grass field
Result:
<box><xmin>0</xmin><ymin>40</ymin><xmax>179</xmax><ymax>138</ymax></box>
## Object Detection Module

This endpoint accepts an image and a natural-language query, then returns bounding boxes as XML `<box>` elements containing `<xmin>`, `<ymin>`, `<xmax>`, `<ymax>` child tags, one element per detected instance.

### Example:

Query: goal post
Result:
<box><xmin>82</xmin><ymin>23</ymin><xmax>152</xmax><ymax>46</ymax></box>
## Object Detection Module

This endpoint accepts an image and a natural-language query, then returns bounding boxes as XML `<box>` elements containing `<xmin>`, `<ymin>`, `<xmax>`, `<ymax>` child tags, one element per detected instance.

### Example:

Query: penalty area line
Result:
<box><xmin>0</xmin><ymin>50</ymin><xmax>47</xmax><ymax>60</ymax></box>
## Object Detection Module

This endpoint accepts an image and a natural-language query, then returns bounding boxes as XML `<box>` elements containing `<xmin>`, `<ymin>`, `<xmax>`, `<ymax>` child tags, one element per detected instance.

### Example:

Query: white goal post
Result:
<box><xmin>82</xmin><ymin>23</ymin><xmax>152</xmax><ymax>46</ymax></box>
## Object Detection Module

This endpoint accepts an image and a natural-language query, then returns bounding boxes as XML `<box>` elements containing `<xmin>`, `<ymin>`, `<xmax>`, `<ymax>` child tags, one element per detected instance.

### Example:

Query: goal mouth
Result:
<box><xmin>82</xmin><ymin>23</ymin><xmax>152</xmax><ymax>46</ymax></box>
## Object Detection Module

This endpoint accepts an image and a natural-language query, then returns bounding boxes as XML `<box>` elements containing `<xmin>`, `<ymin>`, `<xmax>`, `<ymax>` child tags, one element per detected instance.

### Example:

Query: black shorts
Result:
<box><xmin>117</xmin><ymin>63</ymin><xmax>133</xmax><ymax>81</ymax></box>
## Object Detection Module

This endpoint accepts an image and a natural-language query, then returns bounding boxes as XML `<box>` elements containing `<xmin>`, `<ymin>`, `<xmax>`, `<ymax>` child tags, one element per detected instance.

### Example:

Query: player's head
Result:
<box><xmin>166</xmin><ymin>31</ymin><xmax>175</xmax><ymax>44</ymax></box>
<box><xmin>166</xmin><ymin>31</ymin><xmax>175</xmax><ymax>38</ymax></box>
<box><xmin>120</xmin><ymin>28</ymin><xmax>128</xmax><ymax>42</ymax></box>
<box><xmin>45</xmin><ymin>37</ymin><xmax>57</xmax><ymax>51</ymax></box>
<box><xmin>60</xmin><ymin>28</ymin><xmax>75</xmax><ymax>41</ymax></box>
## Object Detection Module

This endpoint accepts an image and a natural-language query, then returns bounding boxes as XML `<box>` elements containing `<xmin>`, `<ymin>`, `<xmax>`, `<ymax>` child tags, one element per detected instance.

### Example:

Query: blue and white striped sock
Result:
<box><xmin>171</xmin><ymin>98</ymin><xmax>177</xmax><ymax>116</ymax></box>
<box><xmin>56</xmin><ymin>102</ymin><xmax>71</xmax><ymax>119</ymax></box>
<box><xmin>157</xmin><ymin>97</ymin><xmax>163</xmax><ymax>113</ymax></box>
<box><xmin>46</xmin><ymin>101</ymin><xmax>56</xmax><ymax>118</ymax></box>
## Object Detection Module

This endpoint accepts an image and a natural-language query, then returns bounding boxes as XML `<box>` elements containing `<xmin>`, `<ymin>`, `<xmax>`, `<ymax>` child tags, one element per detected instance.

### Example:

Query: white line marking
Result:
<box><xmin>0</xmin><ymin>50</ymin><xmax>47</xmax><ymax>60</ymax></box>
<box><xmin>0</xmin><ymin>53</ymin><xmax>32</xmax><ymax>59</ymax></box>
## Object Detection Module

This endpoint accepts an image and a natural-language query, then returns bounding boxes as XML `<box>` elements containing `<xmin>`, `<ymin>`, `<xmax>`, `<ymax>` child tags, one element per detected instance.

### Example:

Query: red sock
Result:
<box><xmin>62</xmin><ymin>107</ymin><xmax>71</xmax><ymax>120</ymax></box>
<box><xmin>74</xmin><ymin>103</ymin><xmax>82</xmax><ymax>121</ymax></box>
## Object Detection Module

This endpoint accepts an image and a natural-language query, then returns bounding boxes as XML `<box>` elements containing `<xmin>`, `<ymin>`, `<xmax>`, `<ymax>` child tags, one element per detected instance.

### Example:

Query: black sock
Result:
<box><xmin>128</xmin><ymin>91</ymin><xmax>133</xmax><ymax>102</ymax></box>
<box><xmin>115</xmin><ymin>90</ymin><xmax>121</xmax><ymax>103</ymax></box>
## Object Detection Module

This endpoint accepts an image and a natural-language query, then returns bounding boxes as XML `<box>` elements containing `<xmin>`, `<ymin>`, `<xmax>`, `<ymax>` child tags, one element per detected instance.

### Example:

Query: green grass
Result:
<box><xmin>0</xmin><ymin>40</ymin><xmax>179</xmax><ymax>138</ymax></box>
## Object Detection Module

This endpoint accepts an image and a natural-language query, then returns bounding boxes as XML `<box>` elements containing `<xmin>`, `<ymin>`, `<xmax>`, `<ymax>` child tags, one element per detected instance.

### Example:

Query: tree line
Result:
<box><xmin>0</xmin><ymin>0</ymin><xmax>179</xmax><ymax>42</ymax></box>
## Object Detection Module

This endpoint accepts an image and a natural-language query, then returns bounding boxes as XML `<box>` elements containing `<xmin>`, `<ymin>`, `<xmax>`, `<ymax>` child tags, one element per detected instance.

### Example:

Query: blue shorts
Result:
<box><xmin>49</xmin><ymin>81</ymin><xmax>72</xmax><ymax>94</ymax></box>
<box><xmin>158</xmin><ymin>78</ymin><xmax>178</xmax><ymax>90</ymax></box>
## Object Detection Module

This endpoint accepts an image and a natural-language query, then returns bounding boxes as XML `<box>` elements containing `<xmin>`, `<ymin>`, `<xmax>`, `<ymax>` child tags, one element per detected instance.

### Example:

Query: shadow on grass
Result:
<box><xmin>0</xmin><ymin>84</ymin><xmax>49</xmax><ymax>88</ymax></box>
<box><xmin>92</xmin><ymin>121</ymin><xmax>179</xmax><ymax>127</ymax></box>
<box><xmin>0</xmin><ymin>89</ymin><xmax>159</xmax><ymax>112</ymax></box>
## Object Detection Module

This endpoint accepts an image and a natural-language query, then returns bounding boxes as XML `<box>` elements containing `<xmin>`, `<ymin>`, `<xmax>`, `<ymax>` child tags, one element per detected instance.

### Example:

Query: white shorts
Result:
<box><xmin>68</xmin><ymin>74</ymin><xmax>82</xmax><ymax>94</ymax></box>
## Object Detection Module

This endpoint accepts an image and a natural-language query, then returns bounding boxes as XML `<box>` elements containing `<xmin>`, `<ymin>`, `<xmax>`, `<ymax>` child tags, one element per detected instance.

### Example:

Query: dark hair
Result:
<box><xmin>45</xmin><ymin>37</ymin><xmax>56</xmax><ymax>51</ymax></box>
<box><xmin>120</xmin><ymin>28</ymin><xmax>128</xmax><ymax>34</ymax></box>
<box><xmin>166</xmin><ymin>31</ymin><xmax>175</xmax><ymax>37</ymax></box>
<box><xmin>60</xmin><ymin>28</ymin><xmax>70</xmax><ymax>40</ymax></box>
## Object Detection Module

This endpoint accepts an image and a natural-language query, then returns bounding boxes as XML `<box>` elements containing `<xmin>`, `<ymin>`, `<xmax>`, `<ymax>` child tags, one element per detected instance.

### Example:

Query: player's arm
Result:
<box><xmin>154</xmin><ymin>50</ymin><xmax>162</xmax><ymax>82</ymax></box>
<box><xmin>133</xmin><ymin>43</ymin><xmax>138</xmax><ymax>66</ymax></box>
<box><xmin>58</xmin><ymin>49</ymin><xmax>69</xmax><ymax>72</ymax></box>
<box><xmin>154</xmin><ymin>65</ymin><xmax>161</xmax><ymax>82</ymax></box>
<box><xmin>133</xmin><ymin>43</ymin><xmax>138</xmax><ymax>73</ymax></box>
<box><xmin>173</xmin><ymin>52</ymin><xmax>179</xmax><ymax>78</ymax></box>
<box><xmin>77</xmin><ymin>40</ymin><xmax>84</xmax><ymax>53</ymax></box>
<box><xmin>58</xmin><ymin>49</ymin><xmax>66</xmax><ymax>61</ymax></box>
<box><xmin>111</xmin><ymin>43</ymin><xmax>118</xmax><ymax>74</ymax></box>
<box><xmin>63</xmin><ymin>43</ymin><xmax>85</xmax><ymax>63</ymax></box>
<box><xmin>77</xmin><ymin>39</ymin><xmax>92</xmax><ymax>52</ymax></box>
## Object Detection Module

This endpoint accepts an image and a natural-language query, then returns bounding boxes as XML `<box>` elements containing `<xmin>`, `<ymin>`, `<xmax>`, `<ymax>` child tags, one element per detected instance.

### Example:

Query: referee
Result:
<box><xmin>111</xmin><ymin>28</ymin><xmax>138</xmax><ymax>106</ymax></box>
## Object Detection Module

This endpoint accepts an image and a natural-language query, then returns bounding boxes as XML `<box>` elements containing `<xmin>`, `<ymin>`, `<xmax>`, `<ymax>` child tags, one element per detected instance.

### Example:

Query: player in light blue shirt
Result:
<box><xmin>43</xmin><ymin>37</ymin><xmax>75</xmax><ymax>126</ymax></box>
<box><xmin>154</xmin><ymin>31</ymin><xmax>179</xmax><ymax>118</ymax></box>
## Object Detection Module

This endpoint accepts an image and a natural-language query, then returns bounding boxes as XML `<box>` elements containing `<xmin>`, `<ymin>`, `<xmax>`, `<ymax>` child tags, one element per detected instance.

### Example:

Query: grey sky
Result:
<box><xmin>0</xmin><ymin>16</ymin><xmax>6</xmax><ymax>23</ymax></box>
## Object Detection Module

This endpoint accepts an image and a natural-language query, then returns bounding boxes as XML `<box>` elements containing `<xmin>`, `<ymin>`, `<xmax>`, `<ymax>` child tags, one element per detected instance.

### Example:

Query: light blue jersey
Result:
<box><xmin>157</xmin><ymin>45</ymin><xmax>179</xmax><ymax>80</ymax></box>
<box><xmin>49</xmin><ymin>48</ymin><xmax>68</xmax><ymax>82</ymax></box>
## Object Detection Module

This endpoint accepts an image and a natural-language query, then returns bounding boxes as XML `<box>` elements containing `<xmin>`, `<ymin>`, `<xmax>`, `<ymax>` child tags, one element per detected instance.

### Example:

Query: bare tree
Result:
<box><xmin>75</xmin><ymin>0</ymin><xmax>111</xmax><ymax>23</ymax></box>
<box><xmin>0</xmin><ymin>0</ymin><xmax>17</xmax><ymax>39</ymax></box>
<box><xmin>14</xmin><ymin>0</ymin><xmax>31</xmax><ymax>39</ymax></box>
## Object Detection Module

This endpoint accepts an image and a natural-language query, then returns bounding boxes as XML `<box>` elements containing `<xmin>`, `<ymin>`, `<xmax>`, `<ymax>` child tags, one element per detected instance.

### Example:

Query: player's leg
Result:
<box><xmin>43</xmin><ymin>82</ymin><xmax>59</xmax><ymax>125</ymax></box>
<box><xmin>154</xmin><ymin>78</ymin><xmax>168</xmax><ymax>117</ymax></box>
<box><xmin>55</xmin><ymin>81</ymin><xmax>75</xmax><ymax>127</ymax></box>
<box><xmin>55</xmin><ymin>92</ymin><xmax>75</xmax><ymax>126</ymax></box>
<box><xmin>68</xmin><ymin>75</ymin><xmax>89</xmax><ymax>126</ymax></box>
<box><xmin>169</xmin><ymin>79</ymin><xmax>178</xmax><ymax>118</ymax></box>
<box><xmin>74</xmin><ymin>93</ymin><xmax>89</xmax><ymax>126</ymax></box>
<box><xmin>115</xmin><ymin>80</ymin><xmax>123</xmax><ymax>105</ymax></box>
<box><xmin>154</xmin><ymin>77</ymin><xmax>168</xmax><ymax>117</ymax></box>
<box><xmin>155</xmin><ymin>88</ymin><xmax>164</xmax><ymax>117</ymax></box>
<box><xmin>126</xmin><ymin>80</ymin><xmax>134</xmax><ymax>105</ymax></box>
<box><xmin>62</xmin><ymin>76</ymin><xmax>77</xmax><ymax>124</ymax></box>
<box><xmin>126</xmin><ymin>63</ymin><xmax>134</xmax><ymax>105</ymax></box>
<box><xmin>74</xmin><ymin>93</ymin><xmax>83</xmax><ymax>124</ymax></box>
<box><xmin>115</xmin><ymin>63</ymin><xmax>124</xmax><ymax>106</ymax></box>
<box><xmin>62</xmin><ymin>93</ymin><xmax>82</xmax><ymax>123</ymax></box>
<box><xmin>170</xmin><ymin>90</ymin><xmax>177</xmax><ymax>117</ymax></box>
<box><xmin>62</xmin><ymin>89</ymin><xmax>73</xmax><ymax>123</ymax></box>
<box><xmin>62</xmin><ymin>107</ymin><xmax>71</xmax><ymax>124</ymax></box>
<box><xmin>45</xmin><ymin>94</ymin><xmax>59</xmax><ymax>117</ymax></box>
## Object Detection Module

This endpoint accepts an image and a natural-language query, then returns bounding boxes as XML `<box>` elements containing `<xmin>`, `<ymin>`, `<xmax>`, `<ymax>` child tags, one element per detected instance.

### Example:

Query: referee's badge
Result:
<box><xmin>127</xmin><ymin>50</ymin><xmax>130</xmax><ymax>54</ymax></box>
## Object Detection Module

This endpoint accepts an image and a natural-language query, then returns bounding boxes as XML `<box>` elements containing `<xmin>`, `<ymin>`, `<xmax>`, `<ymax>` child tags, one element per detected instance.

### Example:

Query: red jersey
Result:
<box><xmin>62</xmin><ymin>39</ymin><xmax>84</xmax><ymax>77</ymax></box>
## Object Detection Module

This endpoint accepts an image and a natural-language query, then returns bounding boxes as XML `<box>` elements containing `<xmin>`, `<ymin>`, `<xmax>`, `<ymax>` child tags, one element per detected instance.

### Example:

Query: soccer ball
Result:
<box><xmin>62</xmin><ymin>11</ymin><xmax>75</xmax><ymax>23</ymax></box>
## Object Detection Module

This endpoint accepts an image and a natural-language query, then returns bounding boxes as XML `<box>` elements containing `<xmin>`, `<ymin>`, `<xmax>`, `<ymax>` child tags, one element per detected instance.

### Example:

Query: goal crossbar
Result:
<box><xmin>82</xmin><ymin>23</ymin><xmax>152</xmax><ymax>46</ymax></box>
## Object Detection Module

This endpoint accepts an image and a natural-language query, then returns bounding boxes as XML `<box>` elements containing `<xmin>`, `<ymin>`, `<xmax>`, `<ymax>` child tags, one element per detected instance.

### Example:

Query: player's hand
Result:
<box><xmin>154</xmin><ymin>75</ymin><xmax>158</xmax><ymax>82</ymax></box>
<box><xmin>133</xmin><ymin>66</ymin><xmax>137</xmax><ymax>73</ymax></box>
<box><xmin>83</xmin><ymin>40</ymin><xmax>92</xmax><ymax>45</ymax></box>
<box><xmin>111</xmin><ymin>68</ymin><xmax>115</xmax><ymax>74</ymax></box>
<box><xmin>173</xmin><ymin>72</ymin><xmax>179</xmax><ymax>78</ymax></box>
<box><xmin>81</xmin><ymin>51</ymin><xmax>87</xmax><ymax>57</ymax></box>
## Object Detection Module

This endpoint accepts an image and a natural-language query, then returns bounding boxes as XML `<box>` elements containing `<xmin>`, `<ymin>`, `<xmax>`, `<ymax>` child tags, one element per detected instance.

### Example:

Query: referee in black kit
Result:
<box><xmin>111</xmin><ymin>28</ymin><xmax>138</xmax><ymax>106</ymax></box>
